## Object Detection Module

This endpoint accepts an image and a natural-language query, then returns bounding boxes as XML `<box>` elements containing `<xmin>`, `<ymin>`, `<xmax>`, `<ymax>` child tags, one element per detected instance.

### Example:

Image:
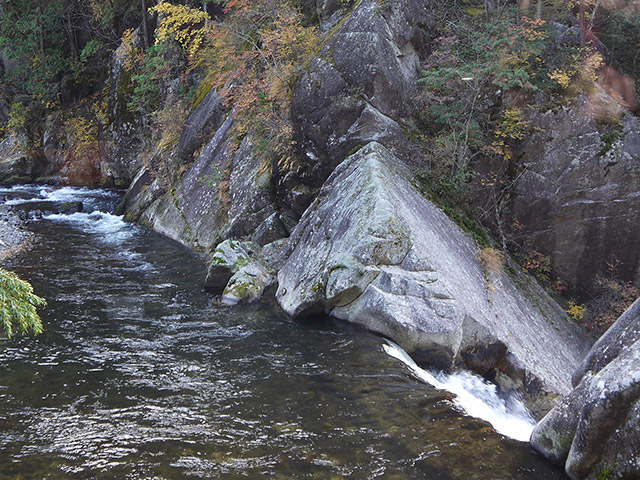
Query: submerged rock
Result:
<box><xmin>531</xmin><ymin>298</ymin><xmax>640</xmax><ymax>479</ymax></box>
<box><xmin>6</xmin><ymin>200</ymin><xmax>83</xmax><ymax>218</ymax></box>
<box><xmin>276</xmin><ymin>141</ymin><xmax>590</xmax><ymax>413</ymax></box>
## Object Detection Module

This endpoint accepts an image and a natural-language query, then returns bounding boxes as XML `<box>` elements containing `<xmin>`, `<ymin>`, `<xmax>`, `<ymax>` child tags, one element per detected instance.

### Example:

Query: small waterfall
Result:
<box><xmin>383</xmin><ymin>341</ymin><xmax>536</xmax><ymax>442</ymax></box>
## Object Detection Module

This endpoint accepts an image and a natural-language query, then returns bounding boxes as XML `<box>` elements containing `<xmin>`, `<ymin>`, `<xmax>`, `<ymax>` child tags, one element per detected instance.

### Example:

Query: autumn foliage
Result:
<box><xmin>200</xmin><ymin>0</ymin><xmax>319</xmax><ymax>171</ymax></box>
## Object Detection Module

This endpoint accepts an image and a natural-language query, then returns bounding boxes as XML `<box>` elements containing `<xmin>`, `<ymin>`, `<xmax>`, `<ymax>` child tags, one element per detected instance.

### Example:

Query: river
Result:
<box><xmin>0</xmin><ymin>186</ymin><xmax>566</xmax><ymax>479</ymax></box>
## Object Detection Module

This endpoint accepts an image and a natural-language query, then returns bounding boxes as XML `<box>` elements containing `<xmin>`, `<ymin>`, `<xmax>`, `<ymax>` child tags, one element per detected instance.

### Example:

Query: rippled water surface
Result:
<box><xmin>0</xmin><ymin>186</ymin><xmax>567</xmax><ymax>479</ymax></box>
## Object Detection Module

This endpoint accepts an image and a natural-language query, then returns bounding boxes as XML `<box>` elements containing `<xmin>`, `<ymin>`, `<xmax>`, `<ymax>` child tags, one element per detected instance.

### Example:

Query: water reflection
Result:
<box><xmin>0</xmin><ymin>186</ymin><xmax>566</xmax><ymax>479</ymax></box>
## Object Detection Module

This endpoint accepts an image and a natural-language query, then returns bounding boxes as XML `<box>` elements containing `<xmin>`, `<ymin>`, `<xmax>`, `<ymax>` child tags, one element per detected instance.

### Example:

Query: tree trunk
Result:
<box><xmin>141</xmin><ymin>0</ymin><xmax>150</xmax><ymax>49</ymax></box>
<box><xmin>65</xmin><ymin>9</ymin><xmax>79</xmax><ymax>61</ymax></box>
<box><xmin>579</xmin><ymin>0</ymin><xmax>586</xmax><ymax>47</ymax></box>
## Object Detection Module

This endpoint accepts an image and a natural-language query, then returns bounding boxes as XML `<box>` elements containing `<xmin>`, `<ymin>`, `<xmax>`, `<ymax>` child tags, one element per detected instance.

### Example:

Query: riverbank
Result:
<box><xmin>0</xmin><ymin>208</ymin><xmax>31</xmax><ymax>262</ymax></box>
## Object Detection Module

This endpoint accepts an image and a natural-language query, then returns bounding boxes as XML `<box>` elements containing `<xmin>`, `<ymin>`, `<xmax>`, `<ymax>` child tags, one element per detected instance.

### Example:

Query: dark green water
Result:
<box><xmin>0</xmin><ymin>186</ymin><xmax>566</xmax><ymax>479</ymax></box>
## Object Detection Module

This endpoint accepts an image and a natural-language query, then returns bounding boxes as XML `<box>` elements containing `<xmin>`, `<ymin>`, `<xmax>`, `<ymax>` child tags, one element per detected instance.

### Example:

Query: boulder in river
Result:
<box><xmin>205</xmin><ymin>238</ymin><xmax>276</xmax><ymax>305</ymax></box>
<box><xmin>276</xmin><ymin>141</ymin><xmax>591</xmax><ymax>414</ymax></box>
<box><xmin>531</xmin><ymin>297</ymin><xmax>640</xmax><ymax>479</ymax></box>
<box><xmin>6</xmin><ymin>200</ymin><xmax>83</xmax><ymax>219</ymax></box>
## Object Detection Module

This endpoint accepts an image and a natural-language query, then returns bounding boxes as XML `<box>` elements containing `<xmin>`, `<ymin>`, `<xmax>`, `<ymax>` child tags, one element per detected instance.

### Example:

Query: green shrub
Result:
<box><xmin>0</xmin><ymin>268</ymin><xmax>46</xmax><ymax>338</ymax></box>
<box><xmin>6</xmin><ymin>102</ymin><xmax>28</xmax><ymax>135</ymax></box>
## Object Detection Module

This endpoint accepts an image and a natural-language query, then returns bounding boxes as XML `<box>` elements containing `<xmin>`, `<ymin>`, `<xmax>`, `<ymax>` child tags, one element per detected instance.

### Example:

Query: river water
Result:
<box><xmin>0</xmin><ymin>186</ymin><xmax>566</xmax><ymax>479</ymax></box>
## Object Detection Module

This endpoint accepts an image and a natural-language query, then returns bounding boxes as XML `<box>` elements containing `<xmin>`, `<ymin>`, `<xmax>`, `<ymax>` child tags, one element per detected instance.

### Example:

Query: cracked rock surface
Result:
<box><xmin>276</xmin><ymin>141</ymin><xmax>591</xmax><ymax>414</ymax></box>
<box><xmin>531</xmin><ymin>298</ymin><xmax>640</xmax><ymax>480</ymax></box>
<box><xmin>474</xmin><ymin>89</ymin><xmax>640</xmax><ymax>292</ymax></box>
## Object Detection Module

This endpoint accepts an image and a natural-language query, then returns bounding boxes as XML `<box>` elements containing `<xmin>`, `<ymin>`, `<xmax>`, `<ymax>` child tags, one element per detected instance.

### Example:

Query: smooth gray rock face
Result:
<box><xmin>478</xmin><ymin>89</ymin><xmax>640</xmax><ymax>292</ymax></box>
<box><xmin>177</xmin><ymin>87</ymin><xmax>227</xmax><ymax>163</ymax></box>
<box><xmin>127</xmin><ymin>111</ymin><xmax>279</xmax><ymax>254</ymax></box>
<box><xmin>572</xmin><ymin>297</ymin><xmax>640</xmax><ymax>387</ymax></box>
<box><xmin>531</xmin><ymin>314</ymin><xmax>640</xmax><ymax>480</ymax></box>
<box><xmin>291</xmin><ymin>0</ymin><xmax>430</xmax><ymax>191</ymax></box>
<box><xmin>277</xmin><ymin>141</ymin><xmax>591</xmax><ymax>411</ymax></box>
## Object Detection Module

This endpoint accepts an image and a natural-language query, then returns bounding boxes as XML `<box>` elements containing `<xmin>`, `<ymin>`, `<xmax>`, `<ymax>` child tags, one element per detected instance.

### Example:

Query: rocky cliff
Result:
<box><xmin>473</xmin><ymin>88</ymin><xmax>640</xmax><ymax>295</ymax></box>
<box><xmin>276</xmin><ymin>141</ymin><xmax>591</xmax><ymax>414</ymax></box>
<box><xmin>114</xmin><ymin>0</ymin><xmax>599</xmax><ymax>415</ymax></box>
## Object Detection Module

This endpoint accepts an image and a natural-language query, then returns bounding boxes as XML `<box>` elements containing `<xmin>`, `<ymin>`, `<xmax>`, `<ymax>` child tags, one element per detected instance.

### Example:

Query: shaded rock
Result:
<box><xmin>177</xmin><ymin>86</ymin><xmax>227</xmax><ymax>163</ymax></box>
<box><xmin>250</xmin><ymin>212</ymin><xmax>289</xmax><ymax>246</ymax></box>
<box><xmin>289</xmin><ymin>0</ymin><xmax>431</xmax><ymax>201</ymax></box>
<box><xmin>276</xmin><ymin>142</ymin><xmax>591</xmax><ymax>412</ymax></box>
<box><xmin>0</xmin><ymin>136</ymin><xmax>42</xmax><ymax>183</ymax></box>
<box><xmin>118</xmin><ymin>167</ymin><xmax>154</xmax><ymax>215</ymax></box>
<box><xmin>127</xmin><ymin>108</ymin><xmax>279</xmax><ymax>255</ymax></box>
<box><xmin>531</xmin><ymin>300</ymin><xmax>640</xmax><ymax>479</ymax></box>
<box><xmin>104</xmin><ymin>27</ymin><xmax>146</xmax><ymax>185</ymax></box>
<box><xmin>530</xmin><ymin>375</ymin><xmax>592</xmax><ymax>466</ymax></box>
<box><xmin>475</xmin><ymin>88</ymin><xmax>640</xmax><ymax>293</ymax></box>
<box><xmin>0</xmin><ymin>99</ymin><xmax>9</xmax><ymax>125</ymax></box>
<box><xmin>572</xmin><ymin>297</ymin><xmax>640</xmax><ymax>387</ymax></box>
<box><xmin>316</xmin><ymin>0</ymin><xmax>356</xmax><ymax>30</ymax></box>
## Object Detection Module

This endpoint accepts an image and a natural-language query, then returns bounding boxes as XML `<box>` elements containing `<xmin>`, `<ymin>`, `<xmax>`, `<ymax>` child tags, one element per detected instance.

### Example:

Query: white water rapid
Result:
<box><xmin>383</xmin><ymin>340</ymin><xmax>536</xmax><ymax>442</ymax></box>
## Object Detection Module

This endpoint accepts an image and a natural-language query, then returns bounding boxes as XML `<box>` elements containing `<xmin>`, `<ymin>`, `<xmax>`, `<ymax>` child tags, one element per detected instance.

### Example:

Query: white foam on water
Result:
<box><xmin>45</xmin><ymin>211</ymin><xmax>133</xmax><ymax>245</ymax></box>
<box><xmin>4</xmin><ymin>186</ymin><xmax>117</xmax><ymax>206</ymax></box>
<box><xmin>383</xmin><ymin>340</ymin><xmax>535</xmax><ymax>442</ymax></box>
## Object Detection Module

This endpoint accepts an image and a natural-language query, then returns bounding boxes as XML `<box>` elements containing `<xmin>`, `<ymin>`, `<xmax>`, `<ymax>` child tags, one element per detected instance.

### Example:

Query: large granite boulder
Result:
<box><xmin>289</xmin><ymin>0</ymin><xmax>431</xmax><ymax>199</ymax></box>
<box><xmin>276</xmin><ymin>141</ymin><xmax>591</xmax><ymax>413</ymax></box>
<box><xmin>531</xmin><ymin>298</ymin><xmax>640</xmax><ymax>479</ymax></box>
<box><xmin>478</xmin><ymin>89</ymin><xmax>640</xmax><ymax>293</ymax></box>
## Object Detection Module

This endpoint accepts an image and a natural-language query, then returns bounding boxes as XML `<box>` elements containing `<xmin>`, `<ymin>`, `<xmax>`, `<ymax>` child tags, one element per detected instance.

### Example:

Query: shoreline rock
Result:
<box><xmin>0</xmin><ymin>209</ymin><xmax>32</xmax><ymax>262</ymax></box>
<box><xmin>531</xmin><ymin>297</ymin><xmax>640</xmax><ymax>479</ymax></box>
